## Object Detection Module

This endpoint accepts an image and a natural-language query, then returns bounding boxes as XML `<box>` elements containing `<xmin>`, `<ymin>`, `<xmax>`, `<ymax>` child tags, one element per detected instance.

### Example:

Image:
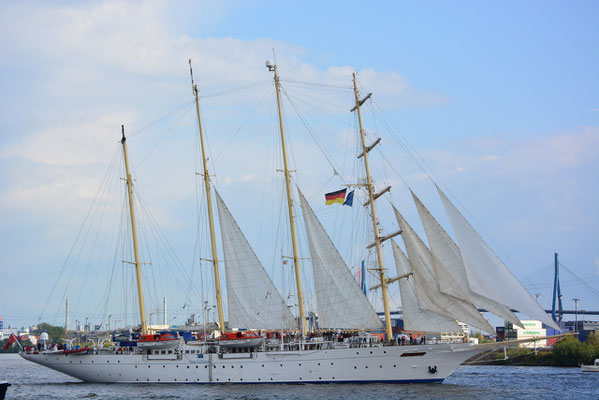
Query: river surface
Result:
<box><xmin>1</xmin><ymin>353</ymin><xmax>597</xmax><ymax>399</ymax></box>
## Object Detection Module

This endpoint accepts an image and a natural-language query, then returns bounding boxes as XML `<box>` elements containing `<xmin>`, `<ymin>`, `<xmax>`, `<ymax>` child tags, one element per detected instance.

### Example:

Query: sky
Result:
<box><xmin>0</xmin><ymin>0</ymin><xmax>598</xmax><ymax>331</ymax></box>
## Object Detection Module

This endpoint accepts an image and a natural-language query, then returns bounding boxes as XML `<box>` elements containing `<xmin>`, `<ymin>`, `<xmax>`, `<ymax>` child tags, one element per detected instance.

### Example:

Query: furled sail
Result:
<box><xmin>298</xmin><ymin>189</ymin><xmax>382</xmax><ymax>330</ymax></box>
<box><xmin>437</xmin><ymin>187</ymin><xmax>560</xmax><ymax>330</ymax></box>
<box><xmin>393</xmin><ymin>206</ymin><xmax>495</xmax><ymax>334</ymax></box>
<box><xmin>215</xmin><ymin>191</ymin><xmax>296</xmax><ymax>330</ymax></box>
<box><xmin>411</xmin><ymin>191</ymin><xmax>524</xmax><ymax>328</ymax></box>
<box><xmin>391</xmin><ymin>240</ymin><xmax>462</xmax><ymax>333</ymax></box>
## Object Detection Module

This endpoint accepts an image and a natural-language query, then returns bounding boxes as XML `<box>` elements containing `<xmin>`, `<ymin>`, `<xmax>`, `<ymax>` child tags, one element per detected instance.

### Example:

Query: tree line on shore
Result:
<box><xmin>469</xmin><ymin>332</ymin><xmax>599</xmax><ymax>367</ymax></box>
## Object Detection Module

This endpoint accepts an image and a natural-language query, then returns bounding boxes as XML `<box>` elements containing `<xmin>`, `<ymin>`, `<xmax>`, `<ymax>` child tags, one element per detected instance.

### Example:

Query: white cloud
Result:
<box><xmin>2</xmin><ymin>111</ymin><xmax>134</xmax><ymax>166</ymax></box>
<box><xmin>482</xmin><ymin>154</ymin><xmax>499</xmax><ymax>161</ymax></box>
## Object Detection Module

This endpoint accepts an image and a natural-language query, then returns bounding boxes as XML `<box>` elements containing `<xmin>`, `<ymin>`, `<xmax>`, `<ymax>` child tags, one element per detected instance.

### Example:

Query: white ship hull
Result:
<box><xmin>21</xmin><ymin>343</ymin><xmax>486</xmax><ymax>384</ymax></box>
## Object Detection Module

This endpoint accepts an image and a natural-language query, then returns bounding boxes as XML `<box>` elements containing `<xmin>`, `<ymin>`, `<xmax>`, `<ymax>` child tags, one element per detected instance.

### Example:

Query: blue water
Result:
<box><xmin>1</xmin><ymin>354</ymin><xmax>597</xmax><ymax>399</ymax></box>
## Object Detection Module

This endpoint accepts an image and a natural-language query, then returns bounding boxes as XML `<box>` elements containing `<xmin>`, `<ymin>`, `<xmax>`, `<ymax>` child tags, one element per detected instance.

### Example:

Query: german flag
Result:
<box><xmin>325</xmin><ymin>188</ymin><xmax>346</xmax><ymax>205</ymax></box>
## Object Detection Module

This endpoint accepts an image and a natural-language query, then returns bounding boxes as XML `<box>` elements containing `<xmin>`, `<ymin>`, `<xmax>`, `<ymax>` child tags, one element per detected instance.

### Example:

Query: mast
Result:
<box><xmin>352</xmin><ymin>73</ymin><xmax>393</xmax><ymax>341</ymax></box>
<box><xmin>189</xmin><ymin>60</ymin><xmax>225</xmax><ymax>332</ymax></box>
<box><xmin>267</xmin><ymin>59</ymin><xmax>307</xmax><ymax>336</ymax></box>
<box><xmin>120</xmin><ymin>125</ymin><xmax>148</xmax><ymax>335</ymax></box>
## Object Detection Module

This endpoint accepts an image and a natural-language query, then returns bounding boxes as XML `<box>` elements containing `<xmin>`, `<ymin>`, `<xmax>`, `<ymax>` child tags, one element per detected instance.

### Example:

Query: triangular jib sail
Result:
<box><xmin>393</xmin><ymin>206</ymin><xmax>495</xmax><ymax>334</ymax></box>
<box><xmin>298</xmin><ymin>188</ymin><xmax>382</xmax><ymax>330</ymax></box>
<box><xmin>215</xmin><ymin>190</ymin><xmax>296</xmax><ymax>330</ymax></box>
<box><xmin>411</xmin><ymin>191</ymin><xmax>524</xmax><ymax>328</ymax></box>
<box><xmin>436</xmin><ymin>187</ymin><xmax>560</xmax><ymax>330</ymax></box>
<box><xmin>391</xmin><ymin>240</ymin><xmax>462</xmax><ymax>333</ymax></box>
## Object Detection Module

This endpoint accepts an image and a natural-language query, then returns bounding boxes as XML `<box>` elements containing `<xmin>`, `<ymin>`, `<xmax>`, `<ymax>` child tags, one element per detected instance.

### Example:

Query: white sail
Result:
<box><xmin>298</xmin><ymin>189</ymin><xmax>383</xmax><ymax>330</ymax></box>
<box><xmin>215</xmin><ymin>191</ymin><xmax>296</xmax><ymax>330</ymax></box>
<box><xmin>411</xmin><ymin>192</ymin><xmax>524</xmax><ymax>328</ymax></box>
<box><xmin>393</xmin><ymin>206</ymin><xmax>495</xmax><ymax>334</ymax></box>
<box><xmin>437</xmin><ymin>187</ymin><xmax>560</xmax><ymax>330</ymax></box>
<box><xmin>391</xmin><ymin>240</ymin><xmax>462</xmax><ymax>333</ymax></box>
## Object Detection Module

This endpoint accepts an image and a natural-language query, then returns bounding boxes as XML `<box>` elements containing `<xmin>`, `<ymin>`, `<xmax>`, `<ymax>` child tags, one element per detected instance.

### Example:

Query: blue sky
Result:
<box><xmin>0</xmin><ymin>0</ymin><xmax>597</xmax><ymax>330</ymax></box>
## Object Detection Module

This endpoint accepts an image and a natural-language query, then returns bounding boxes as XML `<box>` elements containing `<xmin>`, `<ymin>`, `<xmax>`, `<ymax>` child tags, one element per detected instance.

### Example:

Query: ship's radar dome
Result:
<box><xmin>265</xmin><ymin>59</ymin><xmax>274</xmax><ymax>68</ymax></box>
<box><xmin>40</xmin><ymin>332</ymin><xmax>49</xmax><ymax>341</ymax></box>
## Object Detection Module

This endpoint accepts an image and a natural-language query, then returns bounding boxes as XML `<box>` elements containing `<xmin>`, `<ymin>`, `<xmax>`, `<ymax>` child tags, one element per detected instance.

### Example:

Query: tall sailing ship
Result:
<box><xmin>20</xmin><ymin>59</ymin><xmax>559</xmax><ymax>383</ymax></box>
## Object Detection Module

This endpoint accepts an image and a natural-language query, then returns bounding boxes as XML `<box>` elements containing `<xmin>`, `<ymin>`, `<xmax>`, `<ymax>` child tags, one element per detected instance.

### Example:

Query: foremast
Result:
<box><xmin>351</xmin><ymin>73</ymin><xmax>394</xmax><ymax>341</ymax></box>
<box><xmin>189</xmin><ymin>60</ymin><xmax>225</xmax><ymax>332</ymax></box>
<box><xmin>120</xmin><ymin>125</ymin><xmax>148</xmax><ymax>335</ymax></box>
<box><xmin>268</xmin><ymin>60</ymin><xmax>307</xmax><ymax>336</ymax></box>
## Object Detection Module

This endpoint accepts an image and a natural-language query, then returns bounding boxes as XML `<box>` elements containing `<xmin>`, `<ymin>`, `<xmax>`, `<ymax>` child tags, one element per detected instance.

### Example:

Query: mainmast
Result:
<box><xmin>267</xmin><ymin>59</ymin><xmax>307</xmax><ymax>336</ymax></box>
<box><xmin>189</xmin><ymin>60</ymin><xmax>225</xmax><ymax>332</ymax></box>
<box><xmin>352</xmin><ymin>73</ymin><xmax>394</xmax><ymax>341</ymax></box>
<box><xmin>120</xmin><ymin>125</ymin><xmax>148</xmax><ymax>335</ymax></box>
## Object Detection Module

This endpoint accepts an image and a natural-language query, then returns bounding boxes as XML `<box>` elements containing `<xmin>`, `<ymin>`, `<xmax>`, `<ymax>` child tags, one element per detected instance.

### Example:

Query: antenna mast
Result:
<box><xmin>121</xmin><ymin>125</ymin><xmax>148</xmax><ymax>335</ymax></box>
<box><xmin>267</xmin><ymin>57</ymin><xmax>307</xmax><ymax>336</ymax></box>
<box><xmin>189</xmin><ymin>60</ymin><xmax>225</xmax><ymax>332</ymax></box>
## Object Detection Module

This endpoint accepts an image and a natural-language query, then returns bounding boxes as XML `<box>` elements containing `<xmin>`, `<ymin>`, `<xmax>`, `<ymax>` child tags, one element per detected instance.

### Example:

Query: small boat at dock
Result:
<box><xmin>581</xmin><ymin>359</ymin><xmax>599</xmax><ymax>372</ymax></box>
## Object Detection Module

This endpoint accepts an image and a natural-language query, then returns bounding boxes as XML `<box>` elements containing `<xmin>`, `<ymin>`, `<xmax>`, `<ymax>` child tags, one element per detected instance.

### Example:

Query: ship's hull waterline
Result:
<box><xmin>21</xmin><ymin>343</ymin><xmax>486</xmax><ymax>384</ymax></box>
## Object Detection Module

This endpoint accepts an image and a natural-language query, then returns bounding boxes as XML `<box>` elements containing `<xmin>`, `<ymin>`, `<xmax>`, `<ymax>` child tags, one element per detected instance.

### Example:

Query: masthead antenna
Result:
<box><xmin>188</xmin><ymin>58</ymin><xmax>197</xmax><ymax>95</ymax></box>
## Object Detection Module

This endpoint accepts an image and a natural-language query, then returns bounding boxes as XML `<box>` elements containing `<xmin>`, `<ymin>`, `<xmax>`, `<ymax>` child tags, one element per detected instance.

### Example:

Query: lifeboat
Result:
<box><xmin>61</xmin><ymin>347</ymin><xmax>93</xmax><ymax>355</ymax></box>
<box><xmin>136</xmin><ymin>332</ymin><xmax>181</xmax><ymax>350</ymax></box>
<box><xmin>218</xmin><ymin>331</ymin><xmax>263</xmax><ymax>348</ymax></box>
